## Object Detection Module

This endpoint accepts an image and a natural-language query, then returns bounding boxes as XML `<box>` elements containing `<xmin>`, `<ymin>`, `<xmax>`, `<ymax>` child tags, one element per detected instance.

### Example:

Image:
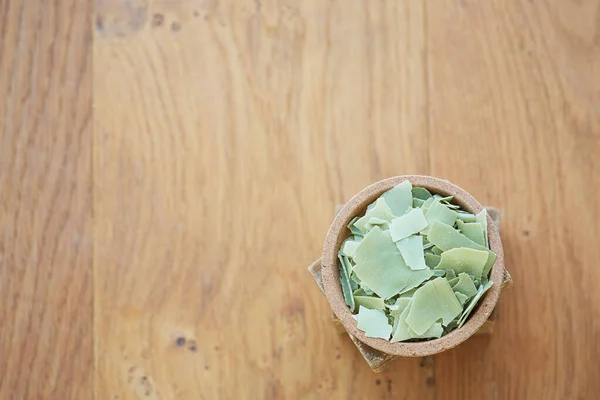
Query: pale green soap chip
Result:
<box><xmin>412</xmin><ymin>186</ymin><xmax>432</xmax><ymax>200</ymax></box>
<box><xmin>391</xmin><ymin>299</ymin><xmax>414</xmax><ymax>342</ymax></box>
<box><xmin>405</xmin><ymin>277</ymin><xmax>463</xmax><ymax>335</ymax></box>
<box><xmin>398</xmin><ymin>268</ymin><xmax>434</xmax><ymax>296</ymax></box>
<box><xmin>391</xmin><ymin>300</ymin><xmax>444</xmax><ymax>342</ymax></box>
<box><xmin>353</xmin><ymin>288</ymin><xmax>367</xmax><ymax>296</ymax></box>
<box><xmin>435</xmin><ymin>247</ymin><xmax>489</xmax><ymax>280</ymax></box>
<box><xmin>457</xmin><ymin>280</ymin><xmax>494</xmax><ymax>328</ymax></box>
<box><xmin>338</xmin><ymin>252</ymin><xmax>352</xmax><ymax>279</ymax></box>
<box><xmin>339</xmin><ymin>258</ymin><xmax>355</xmax><ymax>311</ymax></box>
<box><xmin>359</xmin><ymin>281</ymin><xmax>374</xmax><ymax>296</ymax></box>
<box><xmin>417</xmin><ymin>322</ymin><xmax>444</xmax><ymax>339</ymax></box>
<box><xmin>341</xmin><ymin>238</ymin><xmax>360</xmax><ymax>258</ymax></box>
<box><xmin>433</xmin><ymin>194</ymin><xmax>453</xmax><ymax>202</ymax></box>
<box><xmin>456</xmin><ymin>211</ymin><xmax>477</xmax><ymax>223</ymax></box>
<box><xmin>396</xmin><ymin>235</ymin><xmax>428</xmax><ymax>270</ymax></box>
<box><xmin>422</xmin><ymin>201</ymin><xmax>457</xmax><ymax>235</ymax></box>
<box><xmin>421</xmin><ymin>197</ymin><xmax>435</xmax><ymax>214</ymax></box>
<box><xmin>390</xmin><ymin>297</ymin><xmax>412</xmax><ymax>316</ymax></box>
<box><xmin>383</xmin><ymin>180</ymin><xmax>413</xmax><ymax>217</ymax></box>
<box><xmin>399</xmin><ymin>287</ymin><xmax>417</xmax><ymax>298</ymax></box>
<box><xmin>356</xmin><ymin>306</ymin><xmax>393</xmax><ymax>339</ymax></box>
<box><xmin>413</xmin><ymin>198</ymin><xmax>425</xmax><ymax>208</ymax></box>
<box><xmin>432</xmin><ymin>269</ymin><xmax>446</xmax><ymax>277</ymax></box>
<box><xmin>423</xmin><ymin>241</ymin><xmax>435</xmax><ymax>250</ymax></box>
<box><xmin>475</xmin><ymin>209</ymin><xmax>489</xmax><ymax>248</ymax></box>
<box><xmin>431</xmin><ymin>246</ymin><xmax>443</xmax><ymax>255</ymax></box>
<box><xmin>442</xmin><ymin>202</ymin><xmax>461</xmax><ymax>210</ymax></box>
<box><xmin>348</xmin><ymin>216</ymin><xmax>364</xmax><ymax>235</ymax></box>
<box><xmin>428</xmin><ymin>221</ymin><xmax>488</xmax><ymax>252</ymax></box>
<box><xmin>354</xmin><ymin>296</ymin><xmax>386</xmax><ymax>311</ymax></box>
<box><xmin>456</xmin><ymin>219</ymin><xmax>485</xmax><ymax>246</ymax></box>
<box><xmin>451</xmin><ymin>272</ymin><xmax>479</xmax><ymax>298</ymax></box>
<box><xmin>364</xmin><ymin>216</ymin><xmax>390</xmax><ymax>231</ymax></box>
<box><xmin>425</xmin><ymin>253</ymin><xmax>441</xmax><ymax>268</ymax></box>
<box><xmin>454</xmin><ymin>291</ymin><xmax>469</xmax><ymax>305</ymax></box>
<box><xmin>390</xmin><ymin>208</ymin><xmax>428</xmax><ymax>242</ymax></box>
<box><xmin>445</xmin><ymin>269</ymin><xmax>457</xmax><ymax>280</ymax></box>
<box><xmin>352</xmin><ymin>227</ymin><xmax>422</xmax><ymax>299</ymax></box>
<box><xmin>353</xmin><ymin>198</ymin><xmax>395</xmax><ymax>233</ymax></box>
<box><xmin>447</xmin><ymin>277</ymin><xmax>459</xmax><ymax>286</ymax></box>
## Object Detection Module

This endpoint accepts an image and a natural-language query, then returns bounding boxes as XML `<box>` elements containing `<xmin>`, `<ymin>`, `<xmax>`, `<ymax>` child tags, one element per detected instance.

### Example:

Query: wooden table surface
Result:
<box><xmin>1</xmin><ymin>0</ymin><xmax>599</xmax><ymax>399</ymax></box>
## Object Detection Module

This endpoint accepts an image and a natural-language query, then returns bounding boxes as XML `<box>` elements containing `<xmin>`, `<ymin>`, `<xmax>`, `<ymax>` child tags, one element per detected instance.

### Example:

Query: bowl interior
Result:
<box><xmin>321</xmin><ymin>175</ymin><xmax>505</xmax><ymax>356</ymax></box>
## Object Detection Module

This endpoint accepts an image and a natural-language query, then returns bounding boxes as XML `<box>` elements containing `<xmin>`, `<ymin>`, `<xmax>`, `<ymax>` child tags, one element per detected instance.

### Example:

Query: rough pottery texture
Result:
<box><xmin>321</xmin><ymin>176</ymin><xmax>506</xmax><ymax>356</ymax></box>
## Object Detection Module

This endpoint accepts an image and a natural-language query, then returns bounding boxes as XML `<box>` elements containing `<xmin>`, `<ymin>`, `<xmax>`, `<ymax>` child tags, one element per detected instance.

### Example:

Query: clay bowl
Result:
<box><xmin>321</xmin><ymin>175</ymin><xmax>505</xmax><ymax>356</ymax></box>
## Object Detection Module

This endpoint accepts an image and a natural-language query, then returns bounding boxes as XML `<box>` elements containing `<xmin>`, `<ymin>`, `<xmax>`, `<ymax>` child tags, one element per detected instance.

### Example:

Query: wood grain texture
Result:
<box><xmin>1</xmin><ymin>0</ymin><xmax>599</xmax><ymax>398</ymax></box>
<box><xmin>93</xmin><ymin>1</ymin><xmax>431</xmax><ymax>398</ymax></box>
<box><xmin>0</xmin><ymin>0</ymin><xmax>93</xmax><ymax>399</ymax></box>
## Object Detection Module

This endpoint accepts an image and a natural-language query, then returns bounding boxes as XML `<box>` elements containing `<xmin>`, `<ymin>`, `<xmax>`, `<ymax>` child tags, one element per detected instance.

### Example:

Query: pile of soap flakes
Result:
<box><xmin>338</xmin><ymin>180</ymin><xmax>496</xmax><ymax>342</ymax></box>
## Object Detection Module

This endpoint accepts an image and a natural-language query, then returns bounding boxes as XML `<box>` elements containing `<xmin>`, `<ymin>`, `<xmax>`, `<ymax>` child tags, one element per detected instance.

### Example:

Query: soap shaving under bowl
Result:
<box><xmin>321</xmin><ymin>175</ymin><xmax>505</xmax><ymax>356</ymax></box>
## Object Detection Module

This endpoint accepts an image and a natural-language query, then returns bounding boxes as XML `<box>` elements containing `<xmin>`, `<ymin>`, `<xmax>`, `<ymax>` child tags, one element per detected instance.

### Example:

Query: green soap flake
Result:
<box><xmin>482</xmin><ymin>251</ymin><xmax>496</xmax><ymax>281</ymax></box>
<box><xmin>383</xmin><ymin>180</ymin><xmax>413</xmax><ymax>217</ymax></box>
<box><xmin>447</xmin><ymin>277</ymin><xmax>459</xmax><ymax>286</ymax></box>
<box><xmin>442</xmin><ymin>202</ymin><xmax>461</xmax><ymax>210</ymax></box>
<box><xmin>356</xmin><ymin>306</ymin><xmax>393</xmax><ymax>340</ymax></box>
<box><xmin>353</xmin><ymin>227</ymin><xmax>431</xmax><ymax>299</ymax></box>
<box><xmin>431</xmin><ymin>246</ymin><xmax>443</xmax><ymax>255</ymax></box>
<box><xmin>413</xmin><ymin>198</ymin><xmax>425</xmax><ymax>208</ymax></box>
<box><xmin>338</xmin><ymin>252</ymin><xmax>352</xmax><ymax>279</ymax></box>
<box><xmin>433</xmin><ymin>194</ymin><xmax>453</xmax><ymax>202</ymax></box>
<box><xmin>456</xmin><ymin>211</ymin><xmax>476</xmax><ymax>223</ymax></box>
<box><xmin>444</xmin><ymin>319</ymin><xmax>459</xmax><ymax>333</ymax></box>
<box><xmin>422</xmin><ymin>201</ymin><xmax>457</xmax><ymax>235</ymax></box>
<box><xmin>365</xmin><ymin>216</ymin><xmax>390</xmax><ymax>231</ymax></box>
<box><xmin>399</xmin><ymin>268</ymin><xmax>434</xmax><ymax>296</ymax></box>
<box><xmin>399</xmin><ymin>287</ymin><xmax>417</xmax><ymax>298</ymax></box>
<box><xmin>412</xmin><ymin>186</ymin><xmax>432</xmax><ymax>200</ymax></box>
<box><xmin>417</xmin><ymin>322</ymin><xmax>444</xmax><ymax>339</ymax></box>
<box><xmin>341</xmin><ymin>238</ymin><xmax>360</xmax><ymax>258</ymax></box>
<box><xmin>390</xmin><ymin>208</ymin><xmax>428</xmax><ymax>242</ymax></box>
<box><xmin>396</xmin><ymin>235</ymin><xmax>428</xmax><ymax>270</ymax></box>
<box><xmin>451</xmin><ymin>272</ymin><xmax>479</xmax><ymax>298</ymax></box>
<box><xmin>359</xmin><ymin>281</ymin><xmax>375</xmax><ymax>296</ymax></box>
<box><xmin>390</xmin><ymin>297</ymin><xmax>411</xmax><ymax>334</ymax></box>
<box><xmin>435</xmin><ymin>247</ymin><xmax>489</xmax><ymax>279</ymax></box>
<box><xmin>405</xmin><ymin>278</ymin><xmax>463</xmax><ymax>335</ymax></box>
<box><xmin>354</xmin><ymin>296</ymin><xmax>386</xmax><ymax>311</ymax></box>
<box><xmin>392</xmin><ymin>300</ymin><xmax>445</xmax><ymax>342</ymax></box>
<box><xmin>456</xmin><ymin>220</ymin><xmax>485</xmax><ymax>246</ymax></box>
<box><xmin>454</xmin><ymin>291</ymin><xmax>469</xmax><ymax>305</ymax></box>
<box><xmin>457</xmin><ymin>281</ymin><xmax>494</xmax><ymax>328</ymax></box>
<box><xmin>423</xmin><ymin>241</ymin><xmax>435</xmax><ymax>250</ymax></box>
<box><xmin>353</xmin><ymin>234</ymin><xmax>363</xmax><ymax>241</ymax></box>
<box><xmin>368</xmin><ymin>217</ymin><xmax>388</xmax><ymax>225</ymax></box>
<box><xmin>425</xmin><ymin>253</ymin><xmax>441</xmax><ymax>268</ymax></box>
<box><xmin>421</xmin><ymin>197</ymin><xmax>435</xmax><ymax>214</ymax></box>
<box><xmin>445</xmin><ymin>269</ymin><xmax>457</xmax><ymax>280</ymax></box>
<box><xmin>391</xmin><ymin>300</ymin><xmax>414</xmax><ymax>342</ymax></box>
<box><xmin>339</xmin><ymin>258</ymin><xmax>355</xmax><ymax>311</ymax></box>
<box><xmin>428</xmin><ymin>221</ymin><xmax>488</xmax><ymax>252</ymax></box>
<box><xmin>475</xmin><ymin>209</ymin><xmax>489</xmax><ymax>248</ymax></box>
<box><xmin>350</xmin><ymin>270</ymin><xmax>361</xmax><ymax>285</ymax></box>
<box><xmin>390</xmin><ymin>297</ymin><xmax>412</xmax><ymax>330</ymax></box>
<box><xmin>348</xmin><ymin>216</ymin><xmax>364</xmax><ymax>235</ymax></box>
<box><xmin>353</xmin><ymin>198</ymin><xmax>395</xmax><ymax>233</ymax></box>
<box><xmin>353</xmin><ymin>288</ymin><xmax>366</xmax><ymax>296</ymax></box>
